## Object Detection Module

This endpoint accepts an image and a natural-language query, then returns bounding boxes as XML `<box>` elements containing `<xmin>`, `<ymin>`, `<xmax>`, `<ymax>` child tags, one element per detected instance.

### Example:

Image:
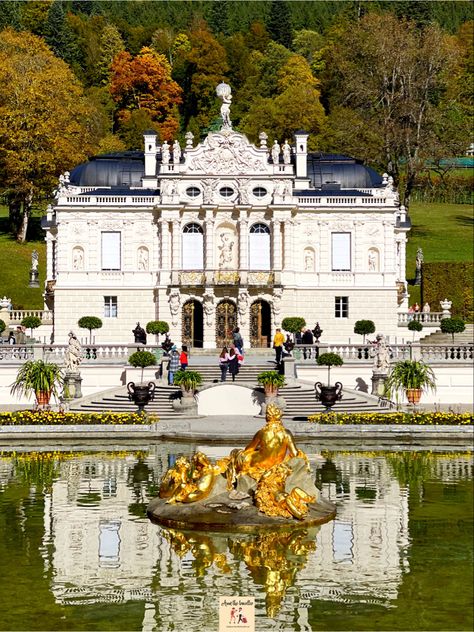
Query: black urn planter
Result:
<box><xmin>127</xmin><ymin>381</ymin><xmax>156</xmax><ymax>413</ymax></box>
<box><xmin>315</xmin><ymin>382</ymin><xmax>343</xmax><ymax>411</ymax></box>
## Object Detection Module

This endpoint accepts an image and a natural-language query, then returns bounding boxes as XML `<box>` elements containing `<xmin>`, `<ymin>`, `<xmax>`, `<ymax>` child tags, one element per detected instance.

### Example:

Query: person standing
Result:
<box><xmin>219</xmin><ymin>347</ymin><xmax>229</xmax><ymax>382</ymax></box>
<box><xmin>228</xmin><ymin>347</ymin><xmax>239</xmax><ymax>382</ymax></box>
<box><xmin>8</xmin><ymin>332</ymin><xmax>15</xmax><ymax>345</ymax></box>
<box><xmin>168</xmin><ymin>346</ymin><xmax>180</xmax><ymax>385</ymax></box>
<box><xmin>232</xmin><ymin>327</ymin><xmax>244</xmax><ymax>354</ymax></box>
<box><xmin>179</xmin><ymin>345</ymin><xmax>188</xmax><ymax>370</ymax></box>
<box><xmin>302</xmin><ymin>328</ymin><xmax>314</xmax><ymax>359</ymax></box>
<box><xmin>273</xmin><ymin>328</ymin><xmax>285</xmax><ymax>364</ymax></box>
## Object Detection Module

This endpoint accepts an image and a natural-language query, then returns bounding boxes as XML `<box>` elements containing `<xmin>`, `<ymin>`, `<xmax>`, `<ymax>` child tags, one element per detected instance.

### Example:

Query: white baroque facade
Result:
<box><xmin>43</xmin><ymin>94</ymin><xmax>410</xmax><ymax>346</ymax></box>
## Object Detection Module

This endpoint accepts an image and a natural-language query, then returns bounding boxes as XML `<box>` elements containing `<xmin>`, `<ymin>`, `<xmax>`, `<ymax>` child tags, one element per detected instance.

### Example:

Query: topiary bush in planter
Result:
<box><xmin>128</xmin><ymin>350</ymin><xmax>156</xmax><ymax>383</ymax></box>
<box><xmin>78</xmin><ymin>316</ymin><xmax>103</xmax><ymax>344</ymax></box>
<box><xmin>317</xmin><ymin>353</ymin><xmax>344</xmax><ymax>386</ymax></box>
<box><xmin>353</xmin><ymin>320</ymin><xmax>375</xmax><ymax>343</ymax></box>
<box><xmin>21</xmin><ymin>315</ymin><xmax>42</xmax><ymax>339</ymax></box>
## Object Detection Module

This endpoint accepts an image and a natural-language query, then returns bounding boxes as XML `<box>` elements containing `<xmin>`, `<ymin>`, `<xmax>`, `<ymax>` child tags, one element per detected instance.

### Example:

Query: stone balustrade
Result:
<box><xmin>2</xmin><ymin>309</ymin><xmax>53</xmax><ymax>325</ymax></box>
<box><xmin>61</xmin><ymin>194</ymin><xmax>159</xmax><ymax>206</ymax></box>
<box><xmin>397</xmin><ymin>312</ymin><xmax>444</xmax><ymax>326</ymax></box>
<box><xmin>297</xmin><ymin>195</ymin><xmax>391</xmax><ymax>207</ymax></box>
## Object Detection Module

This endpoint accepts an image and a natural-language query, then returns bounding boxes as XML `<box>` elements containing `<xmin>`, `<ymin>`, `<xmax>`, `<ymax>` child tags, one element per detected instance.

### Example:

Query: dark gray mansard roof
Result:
<box><xmin>69</xmin><ymin>150</ymin><xmax>383</xmax><ymax>190</ymax></box>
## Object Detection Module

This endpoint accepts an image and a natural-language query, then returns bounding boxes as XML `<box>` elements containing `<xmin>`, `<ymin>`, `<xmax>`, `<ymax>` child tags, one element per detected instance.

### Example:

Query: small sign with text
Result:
<box><xmin>219</xmin><ymin>596</ymin><xmax>255</xmax><ymax>632</ymax></box>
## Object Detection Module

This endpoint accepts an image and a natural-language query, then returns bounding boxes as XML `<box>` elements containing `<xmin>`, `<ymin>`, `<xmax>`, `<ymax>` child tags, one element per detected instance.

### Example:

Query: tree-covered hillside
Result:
<box><xmin>0</xmin><ymin>0</ymin><xmax>472</xmax><ymax>241</ymax></box>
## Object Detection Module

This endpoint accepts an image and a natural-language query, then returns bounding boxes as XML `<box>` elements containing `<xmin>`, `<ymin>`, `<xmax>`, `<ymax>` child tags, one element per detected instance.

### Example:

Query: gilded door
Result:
<box><xmin>250</xmin><ymin>300</ymin><xmax>271</xmax><ymax>347</ymax></box>
<box><xmin>182</xmin><ymin>301</ymin><xmax>194</xmax><ymax>348</ymax></box>
<box><xmin>215</xmin><ymin>300</ymin><xmax>236</xmax><ymax>348</ymax></box>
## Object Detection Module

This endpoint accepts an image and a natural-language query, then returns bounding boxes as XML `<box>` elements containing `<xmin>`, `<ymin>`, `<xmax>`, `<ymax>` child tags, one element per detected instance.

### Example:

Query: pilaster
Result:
<box><xmin>172</xmin><ymin>219</ymin><xmax>181</xmax><ymax>270</ymax></box>
<box><xmin>205</xmin><ymin>217</ymin><xmax>215</xmax><ymax>270</ymax></box>
<box><xmin>272</xmin><ymin>219</ymin><xmax>282</xmax><ymax>271</ymax></box>
<box><xmin>238</xmin><ymin>217</ymin><xmax>248</xmax><ymax>270</ymax></box>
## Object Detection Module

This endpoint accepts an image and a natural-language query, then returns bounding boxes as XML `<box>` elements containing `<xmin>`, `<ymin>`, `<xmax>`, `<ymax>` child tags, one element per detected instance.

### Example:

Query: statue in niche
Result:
<box><xmin>72</xmin><ymin>247</ymin><xmax>84</xmax><ymax>270</ymax></box>
<box><xmin>161</xmin><ymin>141</ymin><xmax>170</xmax><ymax>164</ymax></box>
<box><xmin>238</xmin><ymin>289</ymin><xmax>249</xmax><ymax>325</ymax></box>
<box><xmin>304</xmin><ymin>250</ymin><xmax>314</xmax><ymax>272</ymax></box>
<box><xmin>271</xmin><ymin>140</ymin><xmax>280</xmax><ymax>164</ymax></box>
<box><xmin>169</xmin><ymin>289</ymin><xmax>181</xmax><ymax>325</ymax></box>
<box><xmin>137</xmin><ymin>247</ymin><xmax>149</xmax><ymax>271</ymax></box>
<box><xmin>64</xmin><ymin>331</ymin><xmax>82</xmax><ymax>372</ymax></box>
<box><xmin>203</xmin><ymin>292</ymin><xmax>215</xmax><ymax>327</ymax></box>
<box><xmin>172</xmin><ymin>140</ymin><xmax>181</xmax><ymax>164</ymax></box>
<box><xmin>368</xmin><ymin>249</ymin><xmax>377</xmax><ymax>271</ymax></box>
<box><xmin>218</xmin><ymin>232</ymin><xmax>235</xmax><ymax>269</ymax></box>
<box><xmin>282</xmin><ymin>140</ymin><xmax>291</xmax><ymax>165</ymax></box>
<box><xmin>31</xmin><ymin>250</ymin><xmax>39</xmax><ymax>271</ymax></box>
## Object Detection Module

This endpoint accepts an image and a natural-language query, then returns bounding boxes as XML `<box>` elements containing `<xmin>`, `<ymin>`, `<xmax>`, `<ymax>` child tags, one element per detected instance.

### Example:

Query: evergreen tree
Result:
<box><xmin>45</xmin><ymin>1</ymin><xmax>79</xmax><ymax>67</ymax></box>
<box><xmin>0</xmin><ymin>0</ymin><xmax>21</xmax><ymax>30</ymax></box>
<box><xmin>266</xmin><ymin>0</ymin><xmax>292</xmax><ymax>49</ymax></box>
<box><xmin>208</xmin><ymin>0</ymin><xmax>229</xmax><ymax>36</ymax></box>
<box><xmin>98</xmin><ymin>23</ymin><xmax>125</xmax><ymax>85</ymax></box>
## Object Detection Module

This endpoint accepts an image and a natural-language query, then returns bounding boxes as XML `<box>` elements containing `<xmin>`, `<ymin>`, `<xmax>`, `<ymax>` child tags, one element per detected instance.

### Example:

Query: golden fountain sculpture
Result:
<box><xmin>147</xmin><ymin>404</ymin><xmax>336</xmax><ymax>530</ymax></box>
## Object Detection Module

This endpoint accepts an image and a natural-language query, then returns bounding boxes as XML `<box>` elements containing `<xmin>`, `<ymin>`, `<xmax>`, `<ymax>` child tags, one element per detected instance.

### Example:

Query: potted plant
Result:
<box><xmin>127</xmin><ymin>350</ymin><xmax>157</xmax><ymax>413</ymax></box>
<box><xmin>440</xmin><ymin>317</ymin><xmax>466</xmax><ymax>344</ymax></box>
<box><xmin>408</xmin><ymin>319</ymin><xmax>423</xmax><ymax>341</ymax></box>
<box><xmin>21</xmin><ymin>315</ymin><xmax>42</xmax><ymax>340</ymax></box>
<box><xmin>78</xmin><ymin>316</ymin><xmax>103</xmax><ymax>344</ymax></box>
<box><xmin>173</xmin><ymin>369</ymin><xmax>203</xmax><ymax>396</ymax></box>
<box><xmin>354</xmin><ymin>319</ymin><xmax>375</xmax><ymax>343</ymax></box>
<box><xmin>385</xmin><ymin>359</ymin><xmax>436</xmax><ymax>405</ymax></box>
<box><xmin>10</xmin><ymin>359</ymin><xmax>64</xmax><ymax>407</ymax></box>
<box><xmin>315</xmin><ymin>352</ymin><xmax>344</xmax><ymax>410</ymax></box>
<box><xmin>257</xmin><ymin>370</ymin><xmax>286</xmax><ymax>397</ymax></box>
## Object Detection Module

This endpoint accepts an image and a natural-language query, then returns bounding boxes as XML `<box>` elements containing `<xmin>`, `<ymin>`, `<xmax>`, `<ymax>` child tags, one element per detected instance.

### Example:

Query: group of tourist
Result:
<box><xmin>218</xmin><ymin>327</ymin><xmax>244</xmax><ymax>382</ymax></box>
<box><xmin>167</xmin><ymin>345</ymin><xmax>189</xmax><ymax>385</ymax></box>
<box><xmin>408</xmin><ymin>302</ymin><xmax>431</xmax><ymax>320</ymax></box>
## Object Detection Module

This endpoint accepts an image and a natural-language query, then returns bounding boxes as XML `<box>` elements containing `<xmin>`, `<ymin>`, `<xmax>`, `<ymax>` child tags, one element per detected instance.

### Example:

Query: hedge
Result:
<box><xmin>308</xmin><ymin>412</ymin><xmax>472</xmax><ymax>425</ymax></box>
<box><xmin>0</xmin><ymin>411</ymin><xmax>156</xmax><ymax>425</ymax></box>
<box><xmin>422</xmin><ymin>261</ymin><xmax>473</xmax><ymax>322</ymax></box>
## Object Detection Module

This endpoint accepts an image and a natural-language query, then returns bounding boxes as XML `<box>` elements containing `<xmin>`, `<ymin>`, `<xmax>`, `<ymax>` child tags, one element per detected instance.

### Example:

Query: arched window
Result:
<box><xmin>249</xmin><ymin>223</ymin><xmax>270</xmax><ymax>270</ymax></box>
<box><xmin>182</xmin><ymin>223</ymin><xmax>204</xmax><ymax>269</ymax></box>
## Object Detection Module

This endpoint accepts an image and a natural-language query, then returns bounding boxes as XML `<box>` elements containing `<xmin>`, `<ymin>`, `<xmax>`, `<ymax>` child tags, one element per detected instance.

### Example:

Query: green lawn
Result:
<box><xmin>0</xmin><ymin>202</ymin><xmax>472</xmax><ymax>310</ymax></box>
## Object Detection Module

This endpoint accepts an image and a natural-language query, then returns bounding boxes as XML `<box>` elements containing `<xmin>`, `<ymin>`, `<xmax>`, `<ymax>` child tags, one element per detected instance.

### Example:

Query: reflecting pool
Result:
<box><xmin>0</xmin><ymin>444</ymin><xmax>472</xmax><ymax>631</ymax></box>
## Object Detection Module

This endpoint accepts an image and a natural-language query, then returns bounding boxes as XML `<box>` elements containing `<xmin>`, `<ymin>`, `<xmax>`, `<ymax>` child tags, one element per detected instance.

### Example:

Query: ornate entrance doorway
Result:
<box><xmin>215</xmin><ymin>300</ymin><xmax>237</xmax><ymax>348</ymax></box>
<box><xmin>182</xmin><ymin>300</ymin><xmax>204</xmax><ymax>348</ymax></box>
<box><xmin>250</xmin><ymin>300</ymin><xmax>271</xmax><ymax>347</ymax></box>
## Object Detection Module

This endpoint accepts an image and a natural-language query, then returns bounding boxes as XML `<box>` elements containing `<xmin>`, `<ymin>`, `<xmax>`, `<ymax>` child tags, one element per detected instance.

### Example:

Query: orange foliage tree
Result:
<box><xmin>110</xmin><ymin>47</ymin><xmax>182</xmax><ymax>141</ymax></box>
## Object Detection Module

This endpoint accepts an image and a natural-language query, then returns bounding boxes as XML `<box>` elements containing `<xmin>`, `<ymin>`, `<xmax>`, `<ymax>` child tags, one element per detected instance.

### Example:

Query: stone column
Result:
<box><xmin>354</xmin><ymin>221</ymin><xmax>363</xmax><ymax>272</ymax></box>
<box><xmin>272</xmin><ymin>219</ymin><xmax>282</xmax><ymax>271</ymax></box>
<box><xmin>46</xmin><ymin>234</ymin><xmax>56</xmax><ymax>281</ymax></box>
<box><xmin>283</xmin><ymin>218</ymin><xmax>295</xmax><ymax>271</ymax></box>
<box><xmin>172</xmin><ymin>219</ymin><xmax>181</xmax><ymax>270</ymax></box>
<box><xmin>238</xmin><ymin>217</ymin><xmax>248</xmax><ymax>270</ymax></box>
<box><xmin>383</xmin><ymin>221</ymin><xmax>393</xmax><ymax>280</ymax></box>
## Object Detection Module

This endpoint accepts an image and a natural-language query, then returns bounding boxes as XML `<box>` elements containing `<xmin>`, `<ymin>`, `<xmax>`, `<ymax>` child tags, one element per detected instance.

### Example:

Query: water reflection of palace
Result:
<box><xmin>13</xmin><ymin>448</ymin><xmax>469</xmax><ymax>629</ymax></box>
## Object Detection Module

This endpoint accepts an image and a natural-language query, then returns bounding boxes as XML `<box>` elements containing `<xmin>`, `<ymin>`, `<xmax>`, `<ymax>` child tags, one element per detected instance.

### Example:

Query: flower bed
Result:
<box><xmin>308</xmin><ymin>412</ymin><xmax>473</xmax><ymax>425</ymax></box>
<box><xmin>0</xmin><ymin>411</ymin><xmax>157</xmax><ymax>426</ymax></box>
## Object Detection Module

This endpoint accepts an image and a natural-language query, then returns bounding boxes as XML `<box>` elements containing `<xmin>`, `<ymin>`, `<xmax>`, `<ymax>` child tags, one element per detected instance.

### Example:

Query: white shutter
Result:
<box><xmin>331</xmin><ymin>233</ymin><xmax>351</xmax><ymax>271</ymax></box>
<box><xmin>182</xmin><ymin>232</ymin><xmax>204</xmax><ymax>269</ymax></box>
<box><xmin>249</xmin><ymin>233</ymin><xmax>270</xmax><ymax>270</ymax></box>
<box><xmin>101</xmin><ymin>232</ymin><xmax>121</xmax><ymax>270</ymax></box>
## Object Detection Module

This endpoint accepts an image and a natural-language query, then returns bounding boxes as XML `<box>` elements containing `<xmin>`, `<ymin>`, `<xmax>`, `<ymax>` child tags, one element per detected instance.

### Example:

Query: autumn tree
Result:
<box><xmin>98</xmin><ymin>23</ymin><xmax>125</xmax><ymax>85</ymax></box>
<box><xmin>0</xmin><ymin>29</ymin><xmax>100</xmax><ymax>241</ymax></box>
<box><xmin>110</xmin><ymin>47</ymin><xmax>182</xmax><ymax>142</ymax></box>
<box><xmin>324</xmin><ymin>13</ymin><xmax>460</xmax><ymax>208</ymax></box>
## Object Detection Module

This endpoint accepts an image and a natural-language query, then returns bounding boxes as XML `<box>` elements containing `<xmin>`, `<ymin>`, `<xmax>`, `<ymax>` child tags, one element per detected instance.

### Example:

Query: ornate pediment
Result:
<box><xmin>183</xmin><ymin>131</ymin><xmax>270</xmax><ymax>176</ymax></box>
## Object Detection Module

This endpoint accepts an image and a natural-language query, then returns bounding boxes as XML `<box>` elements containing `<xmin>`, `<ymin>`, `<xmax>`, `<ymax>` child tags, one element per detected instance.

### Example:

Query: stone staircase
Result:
<box><xmin>419</xmin><ymin>324</ymin><xmax>474</xmax><ymax>345</ymax></box>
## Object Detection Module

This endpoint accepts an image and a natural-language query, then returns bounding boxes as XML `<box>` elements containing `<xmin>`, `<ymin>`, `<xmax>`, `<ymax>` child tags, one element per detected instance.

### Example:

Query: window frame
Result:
<box><xmin>101</xmin><ymin>231</ymin><xmax>121</xmax><ymax>271</ymax></box>
<box><xmin>331</xmin><ymin>232</ymin><xmax>351</xmax><ymax>272</ymax></box>
<box><xmin>104</xmin><ymin>296</ymin><xmax>118</xmax><ymax>318</ymax></box>
<box><xmin>335</xmin><ymin>296</ymin><xmax>349</xmax><ymax>318</ymax></box>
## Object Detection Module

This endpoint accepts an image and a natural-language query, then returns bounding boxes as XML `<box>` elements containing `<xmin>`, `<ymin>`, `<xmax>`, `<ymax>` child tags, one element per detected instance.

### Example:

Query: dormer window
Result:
<box><xmin>252</xmin><ymin>187</ymin><xmax>267</xmax><ymax>199</ymax></box>
<box><xmin>186</xmin><ymin>186</ymin><xmax>201</xmax><ymax>198</ymax></box>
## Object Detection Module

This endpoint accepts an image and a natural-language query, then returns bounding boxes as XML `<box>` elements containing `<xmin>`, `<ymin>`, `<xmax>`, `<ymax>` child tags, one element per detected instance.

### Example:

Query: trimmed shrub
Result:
<box><xmin>282</xmin><ymin>317</ymin><xmax>306</xmax><ymax>336</ymax></box>
<box><xmin>422</xmin><ymin>262</ymin><xmax>473</xmax><ymax>321</ymax></box>
<box><xmin>78</xmin><ymin>316</ymin><xmax>103</xmax><ymax>343</ymax></box>
<box><xmin>307</xmin><ymin>411</ymin><xmax>472</xmax><ymax>425</ymax></box>
<box><xmin>440</xmin><ymin>317</ymin><xmax>466</xmax><ymax>343</ymax></box>
<box><xmin>408</xmin><ymin>319</ymin><xmax>423</xmax><ymax>340</ymax></box>
<box><xmin>354</xmin><ymin>320</ymin><xmax>375</xmax><ymax>342</ymax></box>
<box><xmin>0</xmin><ymin>319</ymin><xmax>5</xmax><ymax>335</ymax></box>
<box><xmin>146</xmin><ymin>320</ymin><xmax>169</xmax><ymax>336</ymax></box>
<box><xmin>128</xmin><ymin>350</ymin><xmax>156</xmax><ymax>382</ymax></box>
<box><xmin>21</xmin><ymin>315</ymin><xmax>41</xmax><ymax>337</ymax></box>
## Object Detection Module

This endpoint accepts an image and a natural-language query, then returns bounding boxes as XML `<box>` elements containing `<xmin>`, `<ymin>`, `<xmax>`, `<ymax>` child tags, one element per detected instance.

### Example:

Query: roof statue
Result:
<box><xmin>216</xmin><ymin>82</ymin><xmax>232</xmax><ymax>130</ymax></box>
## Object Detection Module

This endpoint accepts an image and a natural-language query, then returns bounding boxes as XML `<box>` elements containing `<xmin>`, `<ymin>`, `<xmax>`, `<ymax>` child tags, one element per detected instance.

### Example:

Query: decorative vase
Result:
<box><xmin>264</xmin><ymin>384</ymin><xmax>279</xmax><ymax>398</ymax></box>
<box><xmin>127</xmin><ymin>381</ymin><xmax>156</xmax><ymax>413</ymax></box>
<box><xmin>406</xmin><ymin>388</ymin><xmax>422</xmax><ymax>405</ymax></box>
<box><xmin>315</xmin><ymin>382</ymin><xmax>343</xmax><ymax>411</ymax></box>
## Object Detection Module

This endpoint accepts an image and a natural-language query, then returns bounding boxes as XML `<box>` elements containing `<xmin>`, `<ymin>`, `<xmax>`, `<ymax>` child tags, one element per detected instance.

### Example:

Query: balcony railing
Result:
<box><xmin>397</xmin><ymin>312</ymin><xmax>444</xmax><ymax>327</ymax></box>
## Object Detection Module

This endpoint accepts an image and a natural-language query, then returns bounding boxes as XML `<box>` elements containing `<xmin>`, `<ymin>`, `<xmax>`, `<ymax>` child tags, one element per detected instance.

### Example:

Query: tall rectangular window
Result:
<box><xmin>104</xmin><ymin>296</ymin><xmax>118</xmax><ymax>318</ymax></box>
<box><xmin>101</xmin><ymin>232</ymin><xmax>121</xmax><ymax>270</ymax></box>
<box><xmin>331</xmin><ymin>233</ymin><xmax>351</xmax><ymax>271</ymax></box>
<box><xmin>335</xmin><ymin>296</ymin><xmax>349</xmax><ymax>318</ymax></box>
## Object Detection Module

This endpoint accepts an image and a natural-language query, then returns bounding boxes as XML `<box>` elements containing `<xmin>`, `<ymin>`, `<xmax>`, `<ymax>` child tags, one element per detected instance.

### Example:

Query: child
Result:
<box><xmin>180</xmin><ymin>345</ymin><xmax>188</xmax><ymax>370</ymax></box>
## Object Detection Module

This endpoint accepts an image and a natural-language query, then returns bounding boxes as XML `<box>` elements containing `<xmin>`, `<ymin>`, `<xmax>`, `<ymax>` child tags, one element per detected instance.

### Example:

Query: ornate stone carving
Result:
<box><xmin>184</xmin><ymin>132</ymin><xmax>268</xmax><ymax>175</ymax></box>
<box><xmin>72</xmin><ymin>246</ymin><xmax>84</xmax><ymax>270</ymax></box>
<box><xmin>216</xmin><ymin>82</ymin><xmax>232</xmax><ymax>130</ymax></box>
<box><xmin>161</xmin><ymin>141</ymin><xmax>170</xmax><ymax>164</ymax></box>
<box><xmin>180</xmin><ymin>271</ymin><xmax>205</xmax><ymax>286</ymax></box>
<box><xmin>282</xmin><ymin>140</ymin><xmax>291</xmax><ymax>164</ymax></box>
<box><xmin>172</xmin><ymin>140</ymin><xmax>181</xmax><ymax>164</ymax></box>
<box><xmin>273</xmin><ymin>179</ymin><xmax>293</xmax><ymax>203</ymax></box>
<box><xmin>272</xmin><ymin>288</ymin><xmax>283</xmax><ymax>327</ymax></box>
<box><xmin>137</xmin><ymin>246</ymin><xmax>149</xmax><ymax>271</ymax></box>
<box><xmin>217</xmin><ymin>229</ymin><xmax>236</xmax><ymax>269</ymax></box>
<box><xmin>248</xmin><ymin>272</ymin><xmax>274</xmax><ymax>286</ymax></box>
<box><xmin>237</xmin><ymin>288</ymin><xmax>250</xmax><ymax>326</ymax></box>
<box><xmin>169</xmin><ymin>288</ymin><xmax>181</xmax><ymax>326</ymax></box>
<box><xmin>203</xmin><ymin>290</ymin><xmax>215</xmax><ymax>327</ymax></box>
<box><xmin>215</xmin><ymin>271</ymin><xmax>239</xmax><ymax>285</ymax></box>
<box><xmin>271</xmin><ymin>140</ymin><xmax>280</xmax><ymax>164</ymax></box>
<box><xmin>202</xmin><ymin>179</ymin><xmax>219</xmax><ymax>204</ymax></box>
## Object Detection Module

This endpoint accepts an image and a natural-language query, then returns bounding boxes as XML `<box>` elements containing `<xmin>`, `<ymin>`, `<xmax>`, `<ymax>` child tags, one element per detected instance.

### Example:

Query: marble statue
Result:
<box><xmin>237</xmin><ymin>289</ymin><xmax>249</xmax><ymax>325</ymax></box>
<box><xmin>416</xmin><ymin>247</ymin><xmax>424</xmax><ymax>271</ymax></box>
<box><xmin>172</xmin><ymin>140</ymin><xmax>181</xmax><ymax>164</ymax></box>
<box><xmin>203</xmin><ymin>291</ymin><xmax>215</xmax><ymax>327</ymax></box>
<box><xmin>31</xmin><ymin>250</ymin><xmax>39</xmax><ymax>272</ymax></box>
<box><xmin>304</xmin><ymin>250</ymin><xmax>314</xmax><ymax>272</ymax></box>
<box><xmin>73</xmin><ymin>247</ymin><xmax>84</xmax><ymax>271</ymax></box>
<box><xmin>161</xmin><ymin>141</ymin><xmax>170</xmax><ymax>164</ymax></box>
<box><xmin>216</xmin><ymin>82</ymin><xmax>232</xmax><ymax>129</ymax></box>
<box><xmin>282</xmin><ymin>140</ymin><xmax>291</xmax><ymax>164</ymax></box>
<box><xmin>132</xmin><ymin>322</ymin><xmax>147</xmax><ymax>344</ymax></box>
<box><xmin>218</xmin><ymin>232</ymin><xmax>234</xmax><ymax>269</ymax></box>
<box><xmin>169</xmin><ymin>289</ymin><xmax>181</xmax><ymax>325</ymax></box>
<box><xmin>137</xmin><ymin>247</ymin><xmax>149</xmax><ymax>271</ymax></box>
<box><xmin>372</xmin><ymin>334</ymin><xmax>390</xmax><ymax>373</ymax></box>
<box><xmin>271</xmin><ymin>140</ymin><xmax>280</xmax><ymax>164</ymax></box>
<box><xmin>368</xmin><ymin>249</ymin><xmax>377</xmax><ymax>271</ymax></box>
<box><xmin>64</xmin><ymin>331</ymin><xmax>82</xmax><ymax>372</ymax></box>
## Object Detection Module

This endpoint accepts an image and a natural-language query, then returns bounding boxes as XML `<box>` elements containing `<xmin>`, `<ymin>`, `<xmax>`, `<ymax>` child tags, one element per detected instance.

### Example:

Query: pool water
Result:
<box><xmin>0</xmin><ymin>444</ymin><xmax>472</xmax><ymax>631</ymax></box>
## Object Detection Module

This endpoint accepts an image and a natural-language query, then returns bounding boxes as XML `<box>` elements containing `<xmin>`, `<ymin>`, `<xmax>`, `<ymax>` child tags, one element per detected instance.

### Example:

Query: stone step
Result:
<box><xmin>420</xmin><ymin>324</ymin><xmax>474</xmax><ymax>345</ymax></box>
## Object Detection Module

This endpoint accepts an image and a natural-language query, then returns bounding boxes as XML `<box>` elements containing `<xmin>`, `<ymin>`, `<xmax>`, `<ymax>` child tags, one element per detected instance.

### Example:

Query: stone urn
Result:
<box><xmin>127</xmin><ymin>381</ymin><xmax>156</xmax><ymax>413</ymax></box>
<box><xmin>315</xmin><ymin>382</ymin><xmax>343</xmax><ymax>411</ymax></box>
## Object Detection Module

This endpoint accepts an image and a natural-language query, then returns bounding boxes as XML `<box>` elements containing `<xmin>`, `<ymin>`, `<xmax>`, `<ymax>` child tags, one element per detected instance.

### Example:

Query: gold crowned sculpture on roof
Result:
<box><xmin>150</xmin><ymin>404</ymin><xmax>335</xmax><ymax>527</ymax></box>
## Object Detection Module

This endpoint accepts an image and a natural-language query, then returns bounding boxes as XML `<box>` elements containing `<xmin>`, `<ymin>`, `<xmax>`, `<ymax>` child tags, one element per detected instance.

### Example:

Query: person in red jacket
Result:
<box><xmin>180</xmin><ymin>345</ymin><xmax>188</xmax><ymax>370</ymax></box>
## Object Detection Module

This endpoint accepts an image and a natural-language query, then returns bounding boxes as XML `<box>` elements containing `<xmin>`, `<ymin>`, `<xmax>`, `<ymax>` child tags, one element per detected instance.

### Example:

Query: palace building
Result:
<box><xmin>43</xmin><ymin>84</ymin><xmax>410</xmax><ymax>347</ymax></box>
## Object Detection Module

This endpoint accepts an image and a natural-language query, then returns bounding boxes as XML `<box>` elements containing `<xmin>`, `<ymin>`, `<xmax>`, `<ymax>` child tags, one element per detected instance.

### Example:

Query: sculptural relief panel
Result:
<box><xmin>216</xmin><ymin>223</ymin><xmax>238</xmax><ymax>270</ymax></box>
